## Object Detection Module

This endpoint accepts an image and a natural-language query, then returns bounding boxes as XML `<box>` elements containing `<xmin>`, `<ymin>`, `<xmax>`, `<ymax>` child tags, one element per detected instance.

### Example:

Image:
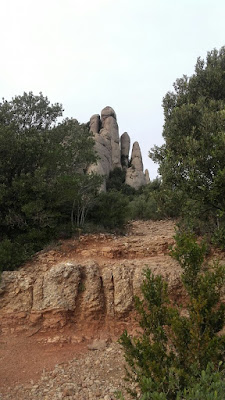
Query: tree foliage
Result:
<box><xmin>88</xmin><ymin>190</ymin><xmax>130</xmax><ymax>229</ymax></box>
<box><xmin>150</xmin><ymin>47</ymin><xmax>225</xmax><ymax>245</ymax></box>
<box><xmin>0</xmin><ymin>92</ymin><xmax>101</xmax><ymax>271</ymax></box>
<box><xmin>119</xmin><ymin>233</ymin><xmax>225</xmax><ymax>399</ymax></box>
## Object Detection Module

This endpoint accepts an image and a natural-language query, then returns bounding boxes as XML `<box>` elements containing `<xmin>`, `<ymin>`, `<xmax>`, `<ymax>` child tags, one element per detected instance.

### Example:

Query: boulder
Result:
<box><xmin>101</xmin><ymin>106</ymin><xmax>117</xmax><ymax>124</ymax></box>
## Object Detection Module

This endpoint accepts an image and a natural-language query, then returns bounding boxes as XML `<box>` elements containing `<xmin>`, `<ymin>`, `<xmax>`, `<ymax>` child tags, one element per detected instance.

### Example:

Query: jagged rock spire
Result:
<box><xmin>101</xmin><ymin>106</ymin><xmax>121</xmax><ymax>169</ymax></box>
<box><xmin>125</xmin><ymin>141</ymin><xmax>146</xmax><ymax>189</ymax></box>
<box><xmin>130</xmin><ymin>141</ymin><xmax>143</xmax><ymax>171</ymax></box>
<box><xmin>145</xmin><ymin>169</ymin><xmax>150</xmax><ymax>184</ymax></box>
<box><xmin>120</xmin><ymin>132</ymin><xmax>130</xmax><ymax>169</ymax></box>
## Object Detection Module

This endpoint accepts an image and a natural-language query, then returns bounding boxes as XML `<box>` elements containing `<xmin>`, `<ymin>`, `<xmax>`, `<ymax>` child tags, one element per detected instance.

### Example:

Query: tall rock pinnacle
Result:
<box><xmin>125</xmin><ymin>142</ymin><xmax>147</xmax><ymax>189</ymax></box>
<box><xmin>101</xmin><ymin>107</ymin><xmax>121</xmax><ymax>169</ymax></box>
<box><xmin>120</xmin><ymin>132</ymin><xmax>130</xmax><ymax>169</ymax></box>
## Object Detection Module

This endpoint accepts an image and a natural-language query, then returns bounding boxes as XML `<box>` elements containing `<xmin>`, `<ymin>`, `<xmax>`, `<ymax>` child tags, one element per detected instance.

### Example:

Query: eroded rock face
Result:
<box><xmin>145</xmin><ymin>169</ymin><xmax>150</xmax><ymax>184</ymax></box>
<box><xmin>0</xmin><ymin>262</ymin><xmax>182</xmax><ymax>331</ymax></box>
<box><xmin>33</xmin><ymin>263</ymin><xmax>82</xmax><ymax>311</ymax></box>
<box><xmin>100</xmin><ymin>106</ymin><xmax>117</xmax><ymax>124</ymax></box>
<box><xmin>90</xmin><ymin>114</ymin><xmax>100</xmax><ymax>134</ymax></box>
<box><xmin>0</xmin><ymin>220</ymin><xmax>188</xmax><ymax>332</ymax></box>
<box><xmin>130</xmin><ymin>142</ymin><xmax>143</xmax><ymax>171</ymax></box>
<box><xmin>125</xmin><ymin>141</ymin><xmax>146</xmax><ymax>189</ymax></box>
<box><xmin>125</xmin><ymin>168</ymin><xmax>146</xmax><ymax>189</ymax></box>
<box><xmin>120</xmin><ymin>132</ymin><xmax>130</xmax><ymax>169</ymax></box>
<box><xmin>88</xmin><ymin>107</ymin><xmax>121</xmax><ymax>189</ymax></box>
<box><xmin>88</xmin><ymin>106</ymin><xmax>149</xmax><ymax>190</ymax></box>
<box><xmin>103</xmin><ymin>116</ymin><xmax>121</xmax><ymax>169</ymax></box>
<box><xmin>87</xmin><ymin>130</ymin><xmax>112</xmax><ymax>191</ymax></box>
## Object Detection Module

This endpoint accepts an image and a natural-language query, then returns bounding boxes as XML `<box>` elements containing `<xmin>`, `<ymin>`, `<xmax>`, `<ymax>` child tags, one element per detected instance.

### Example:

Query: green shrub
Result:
<box><xmin>106</xmin><ymin>167</ymin><xmax>126</xmax><ymax>191</ymax></box>
<box><xmin>119</xmin><ymin>232</ymin><xmax>225</xmax><ymax>399</ymax></box>
<box><xmin>177</xmin><ymin>363</ymin><xmax>225</xmax><ymax>400</ymax></box>
<box><xmin>88</xmin><ymin>190</ymin><xmax>129</xmax><ymax>229</ymax></box>
<box><xmin>0</xmin><ymin>239</ymin><xmax>28</xmax><ymax>272</ymax></box>
<box><xmin>128</xmin><ymin>179</ymin><xmax>183</xmax><ymax>221</ymax></box>
<box><xmin>106</xmin><ymin>167</ymin><xmax>137</xmax><ymax>196</ymax></box>
<box><xmin>129</xmin><ymin>194</ymin><xmax>159</xmax><ymax>220</ymax></box>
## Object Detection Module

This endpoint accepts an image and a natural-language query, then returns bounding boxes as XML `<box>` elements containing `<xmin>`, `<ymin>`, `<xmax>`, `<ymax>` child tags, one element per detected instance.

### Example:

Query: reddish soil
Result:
<box><xmin>1</xmin><ymin>220</ymin><xmax>223</xmax><ymax>394</ymax></box>
<box><xmin>0</xmin><ymin>329</ymin><xmax>86</xmax><ymax>389</ymax></box>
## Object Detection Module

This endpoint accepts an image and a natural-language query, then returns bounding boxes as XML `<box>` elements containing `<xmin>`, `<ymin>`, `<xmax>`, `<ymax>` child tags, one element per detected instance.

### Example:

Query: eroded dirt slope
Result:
<box><xmin>1</xmin><ymin>220</ymin><xmax>223</xmax><ymax>399</ymax></box>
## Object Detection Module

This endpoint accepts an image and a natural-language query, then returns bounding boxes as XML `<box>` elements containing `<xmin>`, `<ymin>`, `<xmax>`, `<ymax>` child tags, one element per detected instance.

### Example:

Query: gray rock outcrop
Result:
<box><xmin>125</xmin><ymin>142</ymin><xmax>147</xmax><ymax>189</ymax></box>
<box><xmin>101</xmin><ymin>107</ymin><xmax>121</xmax><ymax>169</ymax></box>
<box><xmin>120</xmin><ymin>132</ymin><xmax>130</xmax><ymax>169</ymax></box>
<box><xmin>88</xmin><ymin>106</ymin><xmax>149</xmax><ymax>190</ymax></box>
<box><xmin>145</xmin><ymin>169</ymin><xmax>150</xmax><ymax>184</ymax></box>
<box><xmin>90</xmin><ymin>114</ymin><xmax>101</xmax><ymax>134</ymax></box>
<box><xmin>100</xmin><ymin>106</ymin><xmax>117</xmax><ymax>123</ymax></box>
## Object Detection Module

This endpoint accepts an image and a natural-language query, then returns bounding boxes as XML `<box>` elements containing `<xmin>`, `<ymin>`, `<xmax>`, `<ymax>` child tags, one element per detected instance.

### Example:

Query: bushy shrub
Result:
<box><xmin>106</xmin><ymin>168</ymin><xmax>137</xmax><ymax>196</ymax></box>
<box><xmin>128</xmin><ymin>179</ymin><xmax>183</xmax><ymax>220</ymax></box>
<box><xmin>88</xmin><ymin>190</ymin><xmax>130</xmax><ymax>229</ymax></box>
<box><xmin>106</xmin><ymin>167</ymin><xmax>126</xmax><ymax>192</ymax></box>
<box><xmin>119</xmin><ymin>232</ymin><xmax>225</xmax><ymax>399</ymax></box>
<box><xmin>0</xmin><ymin>239</ymin><xmax>28</xmax><ymax>272</ymax></box>
<box><xmin>177</xmin><ymin>363</ymin><xmax>225</xmax><ymax>400</ymax></box>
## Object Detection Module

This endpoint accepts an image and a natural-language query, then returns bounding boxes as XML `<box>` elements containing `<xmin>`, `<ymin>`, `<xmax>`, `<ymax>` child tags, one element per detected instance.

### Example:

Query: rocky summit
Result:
<box><xmin>88</xmin><ymin>106</ymin><xmax>150</xmax><ymax>190</ymax></box>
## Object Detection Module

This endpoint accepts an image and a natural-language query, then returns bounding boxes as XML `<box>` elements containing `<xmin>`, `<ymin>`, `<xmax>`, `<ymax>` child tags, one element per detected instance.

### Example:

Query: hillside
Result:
<box><xmin>0</xmin><ymin>220</ymin><xmax>224</xmax><ymax>399</ymax></box>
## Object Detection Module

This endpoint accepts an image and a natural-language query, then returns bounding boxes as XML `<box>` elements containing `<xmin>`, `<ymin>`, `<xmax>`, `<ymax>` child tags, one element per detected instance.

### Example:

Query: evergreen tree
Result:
<box><xmin>0</xmin><ymin>92</ymin><xmax>101</xmax><ymax>271</ymax></box>
<box><xmin>150</xmin><ymin>47</ymin><xmax>225</xmax><ymax>245</ymax></box>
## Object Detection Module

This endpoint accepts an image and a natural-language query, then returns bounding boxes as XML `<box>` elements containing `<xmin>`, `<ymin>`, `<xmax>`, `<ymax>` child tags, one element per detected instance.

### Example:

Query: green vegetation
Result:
<box><xmin>128</xmin><ymin>178</ymin><xmax>182</xmax><ymax>220</ymax></box>
<box><xmin>0</xmin><ymin>92</ymin><xmax>102</xmax><ymax>271</ymax></box>
<box><xmin>119</xmin><ymin>233</ymin><xmax>225</xmax><ymax>399</ymax></box>
<box><xmin>1</xmin><ymin>46</ymin><xmax>225</xmax><ymax>271</ymax></box>
<box><xmin>150</xmin><ymin>47</ymin><xmax>225</xmax><ymax>247</ymax></box>
<box><xmin>0</xmin><ymin>46</ymin><xmax>225</xmax><ymax>397</ymax></box>
<box><xmin>117</xmin><ymin>46</ymin><xmax>225</xmax><ymax>400</ymax></box>
<box><xmin>106</xmin><ymin>167</ymin><xmax>136</xmax><ymax>196</ymax></box>
<box><xmin>88</xmin><ymin>190</ymin><xmax>130</xmax><ymax>229</ymax></box>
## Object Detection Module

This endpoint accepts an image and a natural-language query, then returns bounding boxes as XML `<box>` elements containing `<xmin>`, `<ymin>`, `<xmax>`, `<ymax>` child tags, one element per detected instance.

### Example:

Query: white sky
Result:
<box><xmin>1</xmin><ymin>0</ymin><xmax>225</xmax><ymax>178</ymax></box>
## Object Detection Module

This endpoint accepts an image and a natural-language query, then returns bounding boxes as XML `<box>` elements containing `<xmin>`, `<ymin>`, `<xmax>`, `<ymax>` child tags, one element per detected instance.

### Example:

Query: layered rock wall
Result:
<box><xmin>0</xmin><ymin>220</ymin><xmax>182</xmax><ymax>333</ymax></box>
<box><xmin>88</xmin><ymin>106</ymin><xmax>149</xmax><ymax>190</ymax></box>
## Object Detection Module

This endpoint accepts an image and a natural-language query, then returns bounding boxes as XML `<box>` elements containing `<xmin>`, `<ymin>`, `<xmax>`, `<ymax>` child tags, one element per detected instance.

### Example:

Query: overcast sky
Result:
<box><xmin>1</xmin><ymin>0</ymin><xmax>224</xmax><ymax>178</ymax></box>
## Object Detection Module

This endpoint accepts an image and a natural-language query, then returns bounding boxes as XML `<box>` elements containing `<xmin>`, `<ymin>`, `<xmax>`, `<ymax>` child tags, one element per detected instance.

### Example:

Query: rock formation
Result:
<box><xmin>88</xmin><ymin>106</ymin><xmax>150</xmax><ymax>190</ymax></box>
<box><xmin>120</xmin><ymin>132</ymin><xmax>130</xmax><ymax>169</ymax></box>
<box><xmin>101</xmin><ymin>107</ymin><xmax>121</xmax><ymax>169</ymax></box>
<box><xmin>89</xmin><ymin>114</ymin><xmax>101</xmax><ymax>134</ymax></box>
<box><xmin>0</xmin><ymin>220</ymin><xmax>182</xmax><ymax>332</ymax></box>
<box><xmin>145</xmin><ymin>169</ymin><xmax>150</xmax><ymax>184</ymax></box>
<box><xmin>125</xmin><ymin>142</ymin><xmax>147</xmax><ymax>189</ymax></box>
